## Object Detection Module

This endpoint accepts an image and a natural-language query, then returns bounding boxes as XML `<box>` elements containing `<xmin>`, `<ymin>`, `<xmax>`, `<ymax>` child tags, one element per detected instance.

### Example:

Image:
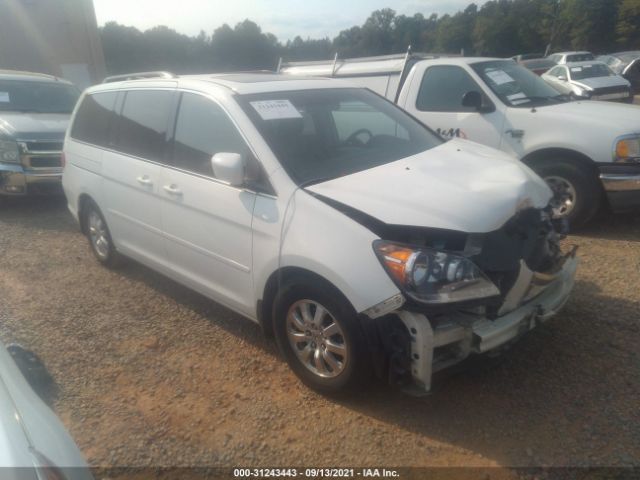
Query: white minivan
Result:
<box><xmin>62</xmin><ymin>73</ymin><xmax>577</xmax><ymax>394</ymax></box>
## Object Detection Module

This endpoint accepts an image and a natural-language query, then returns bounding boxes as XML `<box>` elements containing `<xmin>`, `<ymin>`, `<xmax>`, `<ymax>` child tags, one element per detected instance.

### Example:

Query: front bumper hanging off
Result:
<box><xmin>394</xmin><ymin>251</ymin><xmax>578</xmax><ymax>394</ymax></box>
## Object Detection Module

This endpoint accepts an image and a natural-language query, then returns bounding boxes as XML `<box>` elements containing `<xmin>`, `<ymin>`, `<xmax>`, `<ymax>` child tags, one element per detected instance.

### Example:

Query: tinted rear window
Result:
<box><xmin>70</xmin><ymin>92</ymin><xmax>118</xmax><ymax>147</ymax></box>
<box><xmin>114</xmin><ymin>90</ymin><xmax>174</xmax><ymax>162</ymax></box>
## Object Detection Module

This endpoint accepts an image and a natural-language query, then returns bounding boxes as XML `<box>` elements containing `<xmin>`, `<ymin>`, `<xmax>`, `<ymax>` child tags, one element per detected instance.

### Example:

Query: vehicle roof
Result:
<box><xmin>90</xmin><ymin>72</ymin><xmax>368</xmax><ymax>95</ymax></box>
<box><xmin>551</xmin><ymin>51</ymin><xmax>592</xmax><ymax>56</ymax></box>
<box><xmin>607</xmin><ymin>51</ymin><xmax>640</xmax><ymax>57</ymax></box>
<box><xmin>416</xmin><ymin>57</ymin><xmax>509</xmax><ymax>67</ymax></box>
<box><xmin>0</xmin><ymin>69</ymin><xmax>73</xmax><ymax>85</ymax></box>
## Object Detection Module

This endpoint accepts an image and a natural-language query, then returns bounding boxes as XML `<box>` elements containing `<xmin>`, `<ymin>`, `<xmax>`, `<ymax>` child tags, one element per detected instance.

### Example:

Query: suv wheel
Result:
<box><xmin>273</xmin><ymin>282</ymin><xmax>370</xmax><ymax>394</ymax></box>
<box><xmin>83</xmin><ymin>201</ymin><xmax>123</xmax><ymax>267</ymax></box>
<box><xmin>534</xmin><ymin>159</ymin><xmax>601</xmax><ymax>229</ymax></box>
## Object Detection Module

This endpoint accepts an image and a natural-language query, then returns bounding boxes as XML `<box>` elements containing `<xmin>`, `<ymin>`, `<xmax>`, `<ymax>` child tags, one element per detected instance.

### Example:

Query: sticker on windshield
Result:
<box><xmin>250</xmin><ymin>100</ymin><xmax>302</xmax><ymax>120</ymax></box>
<box><xmin>0</xmin><ymin>92</ymin><xmax>10</xmax><ymax>103</ymax></box>
<box><xmin>485</xmin><ymin>70</ymin><xmax>515</xmax><ymax>85</ymax></box>
<box><xmin>571</xmin><ymin>67</ymin><xmax>583</xmax><ymax>72</ymax></box>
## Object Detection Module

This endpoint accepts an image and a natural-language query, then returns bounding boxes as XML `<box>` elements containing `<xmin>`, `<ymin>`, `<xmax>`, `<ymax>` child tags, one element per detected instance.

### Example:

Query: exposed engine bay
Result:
<box><xmin>320</xmin><ymin>194</ymin><xmax>578</xmax><ymax>393</ymax></box>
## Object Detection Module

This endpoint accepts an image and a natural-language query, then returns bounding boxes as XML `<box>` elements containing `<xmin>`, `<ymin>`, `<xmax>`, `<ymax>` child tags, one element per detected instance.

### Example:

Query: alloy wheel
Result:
<box><xmin>88</xmin><ymin>211</ymin><xmax>110</xmax><ymax>260</ymax></box>
<box><xmin>286</xmin><ymin>299</ymin><xmax>348</xmax><ymax>378</ymax></box>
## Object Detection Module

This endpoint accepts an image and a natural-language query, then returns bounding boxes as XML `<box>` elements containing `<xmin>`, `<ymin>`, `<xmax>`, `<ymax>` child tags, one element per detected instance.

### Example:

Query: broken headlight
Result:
<box><xmin>373</xmin><ymin>240</ymin><xmax>500</xmax><ymax>305</ymax></box>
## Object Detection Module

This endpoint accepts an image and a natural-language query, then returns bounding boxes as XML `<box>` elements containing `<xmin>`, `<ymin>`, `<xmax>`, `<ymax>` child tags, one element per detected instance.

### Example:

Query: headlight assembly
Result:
<box><xmin>373</xmin><ymin>240</ymin><xmax>500</xmax><ymax>305</ymax></box>
<box><xmin>0</xmin><ymin>139</ymin><xmax>20</xmax><ymax>163</ymax></box>
<box><xmin>614</xmin><ymin>136</ymin><xmax>640</xmax><ymax>163</ymax></box>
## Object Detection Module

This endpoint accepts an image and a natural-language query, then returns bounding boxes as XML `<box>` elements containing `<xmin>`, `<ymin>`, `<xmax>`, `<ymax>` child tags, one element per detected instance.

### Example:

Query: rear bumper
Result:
<box><xmin>0</xmin><ymin>163</ymin><xmax>63</xmax><ymax>196</ymax></box>
<box><xmin>395</xmin><ymin>254</ymin><xmax>578</xmax><ymax>394</ymax></box>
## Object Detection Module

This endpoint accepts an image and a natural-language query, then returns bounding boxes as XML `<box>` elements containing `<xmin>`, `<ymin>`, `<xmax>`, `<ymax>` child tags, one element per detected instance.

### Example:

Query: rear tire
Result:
<box><xmin>82</xmin><ymin>200</ymin><xmax>123</xmax><ymax>268</ymax></box>
<box><xmin>273</xmin><ymin>280</ymin><xmax>370</xmax><ymax>394</ymax></box>
<box><xmin>533</xmin><ymin>158</ymin><xmax>601</xmax><ymax>229</ymax></box>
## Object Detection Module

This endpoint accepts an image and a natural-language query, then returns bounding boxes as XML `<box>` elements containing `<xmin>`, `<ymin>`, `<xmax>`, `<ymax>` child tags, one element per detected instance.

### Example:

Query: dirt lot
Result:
<box><xmin>0</xmin><ymin>196</ymin><xmax>639</xmax><ymax>473</ymax></box>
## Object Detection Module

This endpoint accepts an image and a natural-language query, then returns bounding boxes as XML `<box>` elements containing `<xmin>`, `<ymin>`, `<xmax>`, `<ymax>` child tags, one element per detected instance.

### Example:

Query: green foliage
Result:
<box><xmin>99</xmin><ymin>0</ymin><xmax>640</xmax><ymax>76</ymax></box>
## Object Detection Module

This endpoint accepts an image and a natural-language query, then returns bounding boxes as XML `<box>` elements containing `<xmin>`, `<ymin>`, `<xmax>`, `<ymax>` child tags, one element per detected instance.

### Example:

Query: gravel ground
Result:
<box><xmin>0</xmin><ymin>196</ymin><xmax>638</xmax><ymax>473</ymax></box>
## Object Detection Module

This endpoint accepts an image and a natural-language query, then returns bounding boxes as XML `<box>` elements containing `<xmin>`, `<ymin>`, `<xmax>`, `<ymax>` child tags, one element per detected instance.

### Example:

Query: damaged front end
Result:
<box><xmin>359</xmin><ymin>207</ymin><xmax>578</xmax><ymax>394</ymax></box>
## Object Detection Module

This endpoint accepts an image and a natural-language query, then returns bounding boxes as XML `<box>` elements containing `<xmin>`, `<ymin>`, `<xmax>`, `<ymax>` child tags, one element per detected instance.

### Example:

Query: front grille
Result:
<box><xmin>24</xmin><ymin>141</ymin><xmax>64</xmax><ymax>152</ymax></box>
<box><xmin>29</xmin><ymin>156</ymin><xmax>62</xmax><ymax>168</ymax></box>
<box><xmin>592</xmin><ymin>86</ymin><xmax>629</xmax><ymax>96</ymax></box>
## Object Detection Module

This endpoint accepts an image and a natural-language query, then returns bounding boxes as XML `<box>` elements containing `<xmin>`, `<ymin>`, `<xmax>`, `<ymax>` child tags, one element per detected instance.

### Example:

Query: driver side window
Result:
<box><xmin>416</xmin><ymin>65</ymin><xmax>487</xmax><ymax>112</ymax></box>
<box><xmin>331</xmin><ymin>100</ymin><xmax>409</xmax><ymax>142</ymax></box>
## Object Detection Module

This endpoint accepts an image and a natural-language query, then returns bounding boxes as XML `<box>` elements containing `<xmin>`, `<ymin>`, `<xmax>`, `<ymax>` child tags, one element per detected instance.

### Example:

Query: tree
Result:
<box><xmin>616</xmin><ymin>0</ymin><xmax>640</xmax><ymax>48</ymax></box>
<box><xmin>99</xmin><ymin>1</ymin><xmax>637</xmax><ymax>76</ymax></box>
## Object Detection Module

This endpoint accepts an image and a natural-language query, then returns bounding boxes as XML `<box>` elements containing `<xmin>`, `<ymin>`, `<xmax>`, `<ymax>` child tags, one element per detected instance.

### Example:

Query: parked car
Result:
<box><xmin>0</xmin><ymin>339</ymin><xmax>92</xmax><ymax>479</ymax></box>
<box><xmin>598</xmin><ymin>51</ymin><xmax>640</xmax><ymax>94</ymax></box>
<box><xmin>282</xmin><ymin>54</ymin><xmax>640</xmax><ymax>227</ymax></box>
<box><xmin>62</xmin><ymin>72</ymin><xmax>577</xmax><ymax>394</ymax></box>
<box><xmin>519</xmin><ymin>58</ymin><xmax>557</xmax><ymax>76</ymax></box>
<box><xmin>512</xmin><ymin>53</ymin><xmax>544</xmax><ymax>62</ymax></box>
<box><xmin>547</xmin><ymin>51</ymin><xmax>595</xmax><ymax>64</ymax></box>
<box><xmin>0</xmin><ymin>70</ymin><xmax>79</xmax><ymax>197</ymax></box>
<box><xmin>542</xmin><ymin>61</ymin><xmax>633</xmax><ymax>102</ymax></box>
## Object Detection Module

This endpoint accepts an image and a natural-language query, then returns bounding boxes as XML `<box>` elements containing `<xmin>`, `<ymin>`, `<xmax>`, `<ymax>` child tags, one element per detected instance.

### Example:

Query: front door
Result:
<box><xmin>160</xmin><ymin>92</ymin><xmax>257</xmax><ymax>315</ymax></box>
<box><xmin>400</xmin><ymin>64</ymin><xmax>505</xmax><ymax>148</ymax></box>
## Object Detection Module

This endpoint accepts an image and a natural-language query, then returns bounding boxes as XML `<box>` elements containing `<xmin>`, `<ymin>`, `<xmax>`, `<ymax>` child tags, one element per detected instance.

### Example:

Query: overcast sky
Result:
<box><xmin>93</xmin><ymin>0</ymin><xmax>487</xmax><ymax>42</ymax></box>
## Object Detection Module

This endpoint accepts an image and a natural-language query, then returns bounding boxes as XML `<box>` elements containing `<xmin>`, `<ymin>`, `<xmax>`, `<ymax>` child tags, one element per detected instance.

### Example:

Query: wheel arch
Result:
<box><xmin>258</xmin><ymin>266</ymin><xmax>357</xmax><ymax>338</ymax></box>
<box><xmin>77</xmin><ymin>193</ymin><xmax>96</xmax><ymax>235</ymax></box>
<box><xmin>521</xmin><ymin>147</ymin><xmax>600</xmax><ymax>177</ymax></box>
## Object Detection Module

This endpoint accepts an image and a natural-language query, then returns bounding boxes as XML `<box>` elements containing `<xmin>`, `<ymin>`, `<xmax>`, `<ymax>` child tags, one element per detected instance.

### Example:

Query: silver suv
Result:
<box><xmin>0</xmin><ymin>70</ymin><xmax>79</xmax><ymax>196</ymax></box>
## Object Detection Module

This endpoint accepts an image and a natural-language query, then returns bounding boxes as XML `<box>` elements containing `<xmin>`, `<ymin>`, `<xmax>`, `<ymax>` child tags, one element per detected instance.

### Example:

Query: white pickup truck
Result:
<box><xmin>281</xmin><ymin>53</ymin><xmax>640</xmax><ymax>227</ymax></box>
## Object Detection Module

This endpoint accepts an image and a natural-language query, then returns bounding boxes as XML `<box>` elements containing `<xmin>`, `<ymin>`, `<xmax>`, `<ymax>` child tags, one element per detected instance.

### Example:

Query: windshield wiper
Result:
<box><xmin>513</xmin><ymin>95</ymin><xmax>566</xmax><ymax>106</ymax></box>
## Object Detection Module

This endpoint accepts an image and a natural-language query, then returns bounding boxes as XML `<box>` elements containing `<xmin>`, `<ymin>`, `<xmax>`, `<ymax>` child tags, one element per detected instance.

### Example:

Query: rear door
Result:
<box><xmin>159</xmin><ymin>91</ymin><xmax>258</xmax><ymax>315</ymax></box>
<box><xmin>400</xmin><ymin>64</ymin><xmax>505</xmax><ymax>148</ymax></box>
<box><xmin>102</xmin><ymin>88</ymin><xmax>175</xmax><ymax>268</ymax></box>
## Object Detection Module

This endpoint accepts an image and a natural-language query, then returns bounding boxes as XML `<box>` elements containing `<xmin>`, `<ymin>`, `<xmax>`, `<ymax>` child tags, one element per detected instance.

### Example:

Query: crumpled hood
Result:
<box><xmin>307</xmin><ymin>139</ymin><xmax>552</xmax><ymax>233</ymax></box>
<box><xmin>0</xmin><ymin>113</ymin><xmax>69</xmax><ymax>141</ymax></box>
<box><xmin>574</xmin><ymin>76</ymin><xmax>630</xmax><ymax>90</ymax></box>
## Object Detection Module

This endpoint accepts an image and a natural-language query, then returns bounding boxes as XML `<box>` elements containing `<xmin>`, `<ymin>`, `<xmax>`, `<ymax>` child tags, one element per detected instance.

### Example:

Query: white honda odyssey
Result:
<box><xmin>62</xmin><ymin>72</ymin><xmax>578</xmax><ymax>394</ymax></box>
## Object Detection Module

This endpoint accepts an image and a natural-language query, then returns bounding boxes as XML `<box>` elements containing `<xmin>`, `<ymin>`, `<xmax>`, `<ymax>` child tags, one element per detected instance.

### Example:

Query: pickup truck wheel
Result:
<box><xmin>535</xmin><ymin>159</ymin><xmax>601</xmax><ymax>229</ymax></box>
<box><xmin>83</xmin><ymin>201</ymin><xmax>123</xmax><ymax>268</ymax></box>
<box><xmin>273</xmin><ymin>283</ymin><xmax>370</xmax><ymax>394</ymax></box>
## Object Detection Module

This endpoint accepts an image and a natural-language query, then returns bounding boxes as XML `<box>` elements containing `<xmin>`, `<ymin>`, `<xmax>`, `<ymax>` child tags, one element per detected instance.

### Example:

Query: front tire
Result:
<box><xmin>533</xmin><ymin>159</ymin><xmax>602</xmax><ymax>229</ymax></box>
<box><xmin>82</xmin><ymin>200</ymin><xmax>123</xmax><ymax>268</ymax></box>
<box><xmin>273</xmin><ymin>281</ymin><xmax>370</xmax><ymax>394</ymax></box>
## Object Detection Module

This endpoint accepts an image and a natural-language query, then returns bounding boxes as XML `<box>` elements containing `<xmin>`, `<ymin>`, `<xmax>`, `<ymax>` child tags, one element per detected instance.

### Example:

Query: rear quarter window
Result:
<box><xmin>70</xmin><ymin>92</ymin><xmax>118</xmax><ymax>147</ymax></box>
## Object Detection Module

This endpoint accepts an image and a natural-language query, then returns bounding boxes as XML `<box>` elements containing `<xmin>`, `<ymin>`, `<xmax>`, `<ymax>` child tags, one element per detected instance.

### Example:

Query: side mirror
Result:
<box><xmin>211</xmin><ymin>152</ymin><xmax>245</xmax><ymax>187</ymax></box>
<box><xmin>558</xmin><ymin>75</ymin><xmax>567</xmax><ymax>81</ymax></box>
<box><xmin>461</xmin><ymin>91</ymin><xmax>493</xmax><ymax>113</ymax></box>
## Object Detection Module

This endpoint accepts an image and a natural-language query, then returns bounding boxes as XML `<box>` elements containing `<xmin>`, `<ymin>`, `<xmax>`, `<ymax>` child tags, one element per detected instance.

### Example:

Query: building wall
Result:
<box><xmin>0</xmin><ymin>0</ymin><xmax>106</xmax><ymax>88</ymax></box>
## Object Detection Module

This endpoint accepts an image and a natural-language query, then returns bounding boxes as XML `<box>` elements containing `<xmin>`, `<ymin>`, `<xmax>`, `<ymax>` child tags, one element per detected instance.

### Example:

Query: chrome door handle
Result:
<box><xmin>163</xmin><ymin>184</ymin><xmax>182</xmax><ymax>196</ymax></box>
<box><xmin>136</xmin><ymin>175</ymin><xmax>153</xmax><ymax>186</ymax></box>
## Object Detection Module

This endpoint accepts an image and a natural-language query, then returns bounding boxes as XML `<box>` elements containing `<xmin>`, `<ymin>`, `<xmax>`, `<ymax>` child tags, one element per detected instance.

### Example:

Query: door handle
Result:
<box><xmin>136</xmin><ymin>175</ymin><xmax>153</xmax><ymax>186</ymax></box>
<box><xmin>163</xmin><ymin>184</ymin><xmax>183</xmax><ymax>196</ymax></box>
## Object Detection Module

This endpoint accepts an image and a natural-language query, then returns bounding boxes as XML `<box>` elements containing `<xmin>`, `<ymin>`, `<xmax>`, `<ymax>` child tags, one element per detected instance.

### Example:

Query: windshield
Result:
<box><xmin>237</xmin><ymin>88</ymin><xmax>442</xmax><ymax>185</ymax></box>
<box><xmin>0</xmin><ymin>80</ymin><xmax>80</xmax><ymax>113</ymax></box>
<box><xmin>471</xmin><ymin>60</ymin><xmax>569</xmax><ymax>108</ymax></box>
<box><xmin>570</xmin><ymin>64</ymin><xmax>614</xmax><ymax>80</ymax></box>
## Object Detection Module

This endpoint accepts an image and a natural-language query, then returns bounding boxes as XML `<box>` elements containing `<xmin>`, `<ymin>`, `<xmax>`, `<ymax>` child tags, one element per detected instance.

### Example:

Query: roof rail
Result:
<box><xmin>0</xmin><ymin>69</ymin><xmax>59</xmax><ymax>80</ymax></box>
<box><xmin>102</xmin><ymin>71</ymin><xmax>177</xmax><ymax>84</ymax></box>
<box><xmin>279</xmin><ymin>51</ymin><xmax>457</xmax><ymax>70</ymax></box>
